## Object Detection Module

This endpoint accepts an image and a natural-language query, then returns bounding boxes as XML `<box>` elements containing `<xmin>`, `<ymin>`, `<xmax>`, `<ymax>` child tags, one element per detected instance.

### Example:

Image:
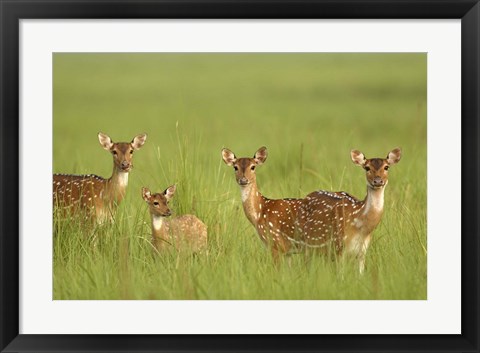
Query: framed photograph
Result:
<box><xmin>1</xmin><ymin>1</ymin><xmax>478</xmax><ymax>352</ymax></box>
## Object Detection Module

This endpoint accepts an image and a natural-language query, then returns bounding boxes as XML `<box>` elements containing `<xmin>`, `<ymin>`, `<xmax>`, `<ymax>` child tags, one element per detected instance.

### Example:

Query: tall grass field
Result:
<box><xmin>53</xmin><ymin>53</ymin><xmax>427</xmax><ymax>300</ymax></box>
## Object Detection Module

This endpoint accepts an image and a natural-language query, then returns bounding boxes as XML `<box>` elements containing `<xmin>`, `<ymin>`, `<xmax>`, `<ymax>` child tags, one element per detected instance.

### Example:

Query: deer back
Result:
<box><xmin>53</xmin><ymin>173</ymin><xmax>108</xmax><ymax>219</ymax></box>
<box><xmin>152</xmin><ymin>215</ymin><xmax>207</xmax><ymax>252</ymax></box>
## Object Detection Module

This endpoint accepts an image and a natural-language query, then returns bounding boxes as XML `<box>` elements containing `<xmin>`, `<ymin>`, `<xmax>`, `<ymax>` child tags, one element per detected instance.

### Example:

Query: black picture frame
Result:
<box><xmin>1</xmin><ymin>1</ymin><xmax>478</xmax><ymax>352</ymax></box>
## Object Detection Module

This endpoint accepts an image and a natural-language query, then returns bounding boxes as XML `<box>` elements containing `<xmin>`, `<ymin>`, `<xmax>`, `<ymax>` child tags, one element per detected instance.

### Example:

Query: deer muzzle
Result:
<box><xmin>372</xmin><ymin>177</ymin><xmax>385</xmax><ymax>187</ymax></box>
<box><xmin>120</xmin><ymin>161</ymin><xmax>131</xmax><ymax>171</ymax></box>
<box><xmin>238</xmin><ymin>177</ymin><xmax>249</xmax><ymax>186</ymax></box>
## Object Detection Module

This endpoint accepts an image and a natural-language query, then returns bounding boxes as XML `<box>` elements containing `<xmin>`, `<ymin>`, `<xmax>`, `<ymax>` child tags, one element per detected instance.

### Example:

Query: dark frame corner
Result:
<box><xmin>1</xmin><ymin>1</ymin><xmax>479</xmax><ymax>352</ymax></box>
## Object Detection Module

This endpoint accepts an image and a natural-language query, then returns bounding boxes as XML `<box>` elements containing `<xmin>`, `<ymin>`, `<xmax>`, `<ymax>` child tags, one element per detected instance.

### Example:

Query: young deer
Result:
<box><xmin>53</xmin><ymin>132</ymin><xmax>147</xmax><ymax>223</ymax></box>
<box><xmin>142</xmin><ymin>185</ymin><xmax>207</xmax><ymax>252</ymax></box>
<box><xmin>222</xmin><ymin>146</ymin><xmax>401</xmax><ymax>272</ymax></box>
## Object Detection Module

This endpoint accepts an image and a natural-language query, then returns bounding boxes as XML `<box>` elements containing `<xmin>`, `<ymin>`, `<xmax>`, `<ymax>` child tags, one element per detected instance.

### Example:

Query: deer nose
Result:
<box><xmin>238</xmin><ymin>177</ymin><xmax>249</xmax><ymax>186</ymax></box>
<box><xmin>164</xmin><ymin>210</ymin><xmax>171</xmax><ymax>217</ymax></box>
<box><xmin>121</xmin><ymin>161</ymin><xmax>130</xmax><ymax>169</ymax></box>
<box><xmin>373</xmin><ymin>177</ymin><xmax>384</xmax><ymax>186</ymax></box>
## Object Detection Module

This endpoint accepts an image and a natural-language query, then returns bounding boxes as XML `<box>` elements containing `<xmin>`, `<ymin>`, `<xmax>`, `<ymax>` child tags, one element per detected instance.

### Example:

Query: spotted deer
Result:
<box><xmin>142</xmin><ymin>185</ymin><xmax>207</xmax><ymax>252</ymax></box>
<box><xmin>53</xmin><ymin>132</ymin><xmax>147</xmax><ymax>223</ymax></box>
<box><xmin>222</xmin><ymin>146</ymin><xmax>401</xmax><ymax>272</ymax></box>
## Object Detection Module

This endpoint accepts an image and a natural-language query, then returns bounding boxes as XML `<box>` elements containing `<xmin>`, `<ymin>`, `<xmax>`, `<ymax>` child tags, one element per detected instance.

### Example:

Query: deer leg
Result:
<box><xmin>358</xmin><ymin>234</ymin><xmax>372</xmax><ymax>274</ymax></box>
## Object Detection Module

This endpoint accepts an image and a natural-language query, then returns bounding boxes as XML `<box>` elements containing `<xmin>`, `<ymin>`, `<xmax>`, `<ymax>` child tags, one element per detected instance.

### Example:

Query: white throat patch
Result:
<box><xmin>152</xmin><ymin>216</ymin><xmax>164</xmax><ymax>231</ymax></box>
<box><xmin>117</xmin><ymin>172</ymin><xmax>129</xmax><ymax>187</ymax></box>
<box><xmin>364</xmin><ymin>186</ymin><xmax>385</xmax><ymax>215</ymax></box>
<box><xmin>240</xmin><ymin>185</ymin><xmax>252</xmax><ymax>202</ymax></box>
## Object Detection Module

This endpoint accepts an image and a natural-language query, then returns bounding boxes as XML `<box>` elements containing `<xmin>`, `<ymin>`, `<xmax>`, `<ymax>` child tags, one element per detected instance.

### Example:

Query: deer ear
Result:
<box><xmin>98</xmin><ymin>132</ymin><xmax>114</xmax><ymax>150</ymax></box>
<box><xmin>132</xmin><ymin>133</ymin><xmax>147</xmax><ymax>150</ymax></box>
<box><xmin>141</xmin><ymin>187</ymin><xmax>151</xmax><ymax>202</ymax></box>
<box><xmin>222</xmin><ymin>148</ymin><xmax>237</xmax><ymax>166</ymax></box>
<box><xmin>351</xmin><ymin>150</ymin><xmax>366</xmax><ymax>166</ymax></box>
<box><xmin>164</xmin><ymin>184</ymin><xmax>176</xmax><ymax>200</ymax></box>
<box><xmin>387</xmin><ymin>148</ymin><xmax>402</xmax><ymax>165</ymax></box>
<box><xmin>254</xmin><ymin>146</ymin><xmax>268</xmax><ymax>165</ymax></box>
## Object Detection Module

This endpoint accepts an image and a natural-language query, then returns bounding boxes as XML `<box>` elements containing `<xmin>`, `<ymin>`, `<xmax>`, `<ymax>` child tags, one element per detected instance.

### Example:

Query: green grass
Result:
<box><xmin>53</xmin><ymin>53</ymin><xmax>427</xmax><ymax>300</ymax></box>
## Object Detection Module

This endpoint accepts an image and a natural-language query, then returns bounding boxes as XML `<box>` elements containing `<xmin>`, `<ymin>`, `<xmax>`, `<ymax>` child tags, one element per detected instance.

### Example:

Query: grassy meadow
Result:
<box><xmin>53</xmin><ymin>53</ymin><xmax>427</xmax><ymax>300</ymax></box>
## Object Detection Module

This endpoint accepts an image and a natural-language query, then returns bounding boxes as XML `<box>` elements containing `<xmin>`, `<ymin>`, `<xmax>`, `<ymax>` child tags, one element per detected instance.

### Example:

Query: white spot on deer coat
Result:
<box><xmin>353</xmin><ymin>218</ymin><xmax>363</xmax><ymax>228</ymax></box>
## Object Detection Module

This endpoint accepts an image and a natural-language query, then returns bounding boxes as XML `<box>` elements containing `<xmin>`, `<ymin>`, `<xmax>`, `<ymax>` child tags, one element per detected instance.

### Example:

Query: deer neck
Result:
<box><xmin>151</xmin><ymin>215</ymin><xmax>168</xmax><ymax>239</ymax></box>
<box><xmin>240</xmin><ymin>182</ymin><xmax>265</xmax><ymax>225</ymax></box>
<box><xmin>106</xmin><ymin>165</ymin><xmax>129</xmax><ymax>205</ymax></box>
<box><xmin>359</xmin><ymin>185</ymin><xmax>385</xmax><ymax>231</ymax></box>
<box><xmin>151</xmin><ymin>215</ymin><xmax>173</xmax><ymax>251</ymax></box>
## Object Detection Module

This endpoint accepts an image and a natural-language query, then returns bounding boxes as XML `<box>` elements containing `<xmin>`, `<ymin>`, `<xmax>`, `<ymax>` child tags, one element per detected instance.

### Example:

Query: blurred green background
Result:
<box><xmin>53</xmin><ymin>53</ymin><xmax>426</xmax><ymax>300</ymax></box>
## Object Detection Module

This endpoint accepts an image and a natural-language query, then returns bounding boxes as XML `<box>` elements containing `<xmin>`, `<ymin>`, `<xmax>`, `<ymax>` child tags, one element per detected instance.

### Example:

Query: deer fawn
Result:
<box><xmin>53</xmin><ymin>132</ymin><xmax>147</xmax><ymax>223</ymax></box>
<box><xmin>222</xmin><ymin>146</ymin><xmax>401</xmax><ymax>273</ymax></box>
<box><xmin>142</xmin><ymin>185</ymin><xmax>207</xmax><ymax>252</ymax></box>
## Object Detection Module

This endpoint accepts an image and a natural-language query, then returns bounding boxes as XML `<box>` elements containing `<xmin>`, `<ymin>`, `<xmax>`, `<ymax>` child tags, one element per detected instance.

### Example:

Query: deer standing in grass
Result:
<box><xmin>142</xmin><ymin>185</ymin><xmax>207</xmax><ymax>252</ymax></box>
<box><xmin>222</xmin><ymin>146</ymin><xmax>401</xmax><ymax>273</ymax></box>
<box><xmin>53</xmin><ymin>132</ymin><xmax>147</xmax><ymax>223</ymax></box>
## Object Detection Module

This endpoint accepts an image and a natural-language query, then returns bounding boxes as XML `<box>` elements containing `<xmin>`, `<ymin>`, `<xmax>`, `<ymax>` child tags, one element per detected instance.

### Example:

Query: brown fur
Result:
<box><xmin>53</xmin><ymin>132</ymin><xmax>147</xmax><ymax>223</ymax></box>
<box><xmin>142</xmin><ymin>185</ymin><xmax>207</xmax><ymax>253</ymax></box>
<box><xmin>222</xmin><ymin>146</ymin><xmax>401</xmax><ymax>272</ymax></box>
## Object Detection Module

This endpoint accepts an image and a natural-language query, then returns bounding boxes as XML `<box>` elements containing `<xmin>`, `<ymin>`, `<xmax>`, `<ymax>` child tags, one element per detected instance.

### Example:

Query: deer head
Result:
<box><xmin>222</xmin><ymin>146</ymin><xmax>268</xmax><ymax>187</ymax></box>
<box><xmin>142</xmin><ymin>185</ymin><xmax>176</xmax><ymax>217</ymax></box>
<box><xmin>351</xmin><ymin>148</ymin><xmax>402</xmax><ymax>189</ymax></box>
<box><xmin>98</xmin><ymin>132</ymin><xmax>147</xmax><ymax>172</ymax></box>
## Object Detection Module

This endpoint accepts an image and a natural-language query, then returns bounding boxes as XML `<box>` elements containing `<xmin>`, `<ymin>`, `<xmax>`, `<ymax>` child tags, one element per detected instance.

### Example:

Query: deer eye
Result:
<box><xmin>112</xmin><ymin>151</ymin><xmax>117</xmax><ymax>155</ymax></box>
<box><xmin>384</xmin><ymin>166</ymin><xmax>389</xmax><ymax>171</ymax></box>
<box><xmin>251</xmin><ymin>166</ymin><xmax>256</xmax><ymax>171</ymax></box>
<box><xmin>365</xmin><ymin>166</ymin><xmax>370</xmax><ymax>171</ymax></box>
<box><xmin>130</xmin><ymin>150</ymin><xmax>134</xmax><ymax>154</ymax></box>
<box><xmin>234</xmin><ymin>166</ymin><xmax>238</xmax><ymax>171</ymax></box>
<box><xmin>153</xmin><ymin>201</ymin><xmax>159</xmax><ymax>206</ymax></box>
